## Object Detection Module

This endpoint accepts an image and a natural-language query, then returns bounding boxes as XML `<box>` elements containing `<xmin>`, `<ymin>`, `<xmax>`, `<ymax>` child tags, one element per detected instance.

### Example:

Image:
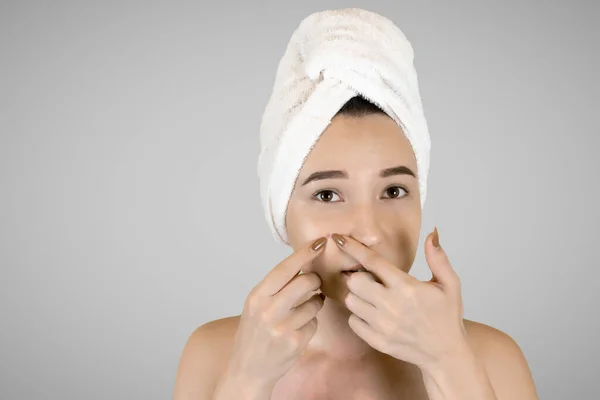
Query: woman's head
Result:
<box><xmin>257</xmin><ymin>9</ymin><xmax>431</xmax><ymax>248</ymax></box>
<box><xmin>285</xmin><ymin>96</ymin><xmax>422</xmax><ymax>303</ymax></box>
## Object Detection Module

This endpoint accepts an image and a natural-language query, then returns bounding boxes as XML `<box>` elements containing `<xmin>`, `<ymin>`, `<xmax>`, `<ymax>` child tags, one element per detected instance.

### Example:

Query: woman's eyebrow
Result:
<box><xmin>300</xmin><ymin>165</ymin><xmax>416</xmax><ymax>186</ymax></box>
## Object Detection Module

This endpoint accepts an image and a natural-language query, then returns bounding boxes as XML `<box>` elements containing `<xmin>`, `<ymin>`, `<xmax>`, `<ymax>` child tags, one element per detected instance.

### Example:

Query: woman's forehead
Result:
<box><xmin>300</xmin><ymin>115</ymin><xmax>417</xmax><ymax>172</ymax></box>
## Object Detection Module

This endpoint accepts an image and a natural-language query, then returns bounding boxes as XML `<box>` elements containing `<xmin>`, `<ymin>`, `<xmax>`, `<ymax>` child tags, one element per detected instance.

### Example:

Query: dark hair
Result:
<box><xmin>334</xmin><ymin>95</ymin><xmax>388</xmax><ymax>118</ymax></box>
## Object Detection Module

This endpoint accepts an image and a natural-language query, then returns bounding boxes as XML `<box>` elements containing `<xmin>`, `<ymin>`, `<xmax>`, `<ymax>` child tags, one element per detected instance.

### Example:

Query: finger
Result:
<box><xmin>257</xmin><ymin>236</ymin><xmax>328</xmax><ymax>296</ymax></box>
<box><xmin>424</xmin><ymin>228</ymin><xmax>460</xmax><ymax>293</ymax></box>
<box><xmin>346</xmin><ymin>272</ymin><xmax>384</xmax><ymax>306</ymax></box>
<box><xmin>285</xmin><ymin>293</ymin><xmax>325</xmax><ymax>330</ymax></box>
<box><xmin>345</xmin><ymin>291</ymin><xmax>377</xmax><ymax>326</ymax></box>
<box><xmin>348</xmin><ymin>314</ymin><xmax>387</xmax><ymax>353</ymax></box>
<box><xmin>273</xmin><ymin>272</ymin><xmax>322</xmax><ymax>313</ymax></box>
<box><xmin>290</xmin><ymin>285</ymin><xmax>320</xmax><ymax>308</ymax></box>
<box><xmin>296</xmin><ymin>317</ymin><xmax>318</xmax><ymax>342</ymax></box>
<box><xmin>332</xmin><ymin>234</ymin><xmax>410</xmax><ymax>286</ymax></box>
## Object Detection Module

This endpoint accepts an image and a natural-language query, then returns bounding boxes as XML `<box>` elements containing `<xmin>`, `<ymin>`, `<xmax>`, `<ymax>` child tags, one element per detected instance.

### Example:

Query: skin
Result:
<box><xmin>284</xmin><ymin>112</ymin><xmax>422</xmax><ymax>361</ymax></box>
<box><xmin>172</xmin><ymin>113</ymin><xmax>539</xmax><ymax>399</ymax></box>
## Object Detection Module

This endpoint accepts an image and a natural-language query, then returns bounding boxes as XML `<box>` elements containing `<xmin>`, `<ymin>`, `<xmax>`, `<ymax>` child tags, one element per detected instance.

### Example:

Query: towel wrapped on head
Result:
<box><xmin>257</xmin><ymin>8</ymin><xmax>431</xmax><ymax>245</ymax></box>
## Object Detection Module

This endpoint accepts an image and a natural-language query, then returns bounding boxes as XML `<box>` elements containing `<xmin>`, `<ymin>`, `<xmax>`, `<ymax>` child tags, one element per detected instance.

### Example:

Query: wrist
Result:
<box><xmin>420</xmin><ymin>342</ymin><xmax>497</xmax><ymax>400</ymax></box>
<box><xmin>421</xmin><ymin>338</ymin><xmax>473</xmax><ymax>377</ymax></box>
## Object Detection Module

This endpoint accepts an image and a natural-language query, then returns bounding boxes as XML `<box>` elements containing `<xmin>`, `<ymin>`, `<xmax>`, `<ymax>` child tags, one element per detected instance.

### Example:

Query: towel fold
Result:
<box><xmin>257</xmin><ymin>8</ymin><xmax>431</xmax><ymax>245</ymax></box>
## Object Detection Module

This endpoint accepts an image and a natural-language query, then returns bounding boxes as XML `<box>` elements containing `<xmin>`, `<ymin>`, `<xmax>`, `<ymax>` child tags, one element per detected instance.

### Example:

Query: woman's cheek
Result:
<box><xmin>300</xmin><ymin>214</ymin><xmax>331</xmax><ymax>239</ymax></box>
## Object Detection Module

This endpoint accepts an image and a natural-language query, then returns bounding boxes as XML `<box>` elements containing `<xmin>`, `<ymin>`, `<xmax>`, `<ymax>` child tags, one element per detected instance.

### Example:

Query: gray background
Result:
<box><xmin>1</xmin><ymin>1</ymin><xmax>598</xmax><ymax>399</ymax></box>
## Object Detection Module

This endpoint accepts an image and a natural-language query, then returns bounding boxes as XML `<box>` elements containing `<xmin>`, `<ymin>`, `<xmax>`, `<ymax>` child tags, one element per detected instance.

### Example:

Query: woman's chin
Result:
<box><xmin>321</xmin><ymin>281</ymin><xmax>352</xmax><ymax>310</ymax></box>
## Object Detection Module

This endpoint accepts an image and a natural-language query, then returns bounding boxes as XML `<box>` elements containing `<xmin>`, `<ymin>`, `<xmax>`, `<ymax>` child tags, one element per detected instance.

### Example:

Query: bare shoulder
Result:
<box><xmin>463</xmin><ymin>318</ymin><xmax>539</xmax><ymax>399</ymax></box>
<box><xmin>172</xmin><ymin>315</ymin><xmax>241</xmax><ymax>400</ymax></box>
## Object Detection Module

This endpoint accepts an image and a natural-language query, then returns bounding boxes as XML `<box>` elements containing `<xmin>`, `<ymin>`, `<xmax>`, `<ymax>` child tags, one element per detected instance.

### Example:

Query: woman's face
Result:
<box><xmin>285</xmin><ymin>113</ymin><xmax>422</xmax><ymax>304</ymax></box>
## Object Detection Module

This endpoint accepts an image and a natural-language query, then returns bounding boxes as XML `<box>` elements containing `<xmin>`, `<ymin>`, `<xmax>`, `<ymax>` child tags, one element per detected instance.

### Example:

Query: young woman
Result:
<box><xmin>173</xmin><ymin>9</ymin><xmax>538</xmax><ymax>400</ymax></box>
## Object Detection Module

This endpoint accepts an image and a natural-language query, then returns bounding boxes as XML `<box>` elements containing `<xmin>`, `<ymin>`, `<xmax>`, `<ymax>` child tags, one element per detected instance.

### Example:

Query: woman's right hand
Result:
<box><xmin>225</xmin><ymin>236</ymin><xmax>328</xmax><ymax>390</ymax></box>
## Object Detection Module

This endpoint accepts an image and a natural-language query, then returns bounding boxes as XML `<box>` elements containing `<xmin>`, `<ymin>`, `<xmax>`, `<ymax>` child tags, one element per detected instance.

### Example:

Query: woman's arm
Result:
<box><xmin>172</xmin><ymin>322</ymin><xmax>223</xmax><ymax>400</ymax></box>
<box><xmin>477</xmin><ymin>326</ymin><xmax>539</xmax><ymax>400</ymax></box>
<box><xmin>173</xmin><ymin>317</ymin><xmax>274</xmax><ymax>400</ymax></box>
<box><xmin>421</xmin><ymin>323</ymin><xmax>539</xmax><ymax>400</ymax></box>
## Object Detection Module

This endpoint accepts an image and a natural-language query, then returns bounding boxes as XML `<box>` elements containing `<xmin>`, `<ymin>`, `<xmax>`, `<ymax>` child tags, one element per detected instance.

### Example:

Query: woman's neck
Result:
<box><xmin>307</xmin><ymin>297</ymin><xmax>380</xmax><ymax>361</ymax></box>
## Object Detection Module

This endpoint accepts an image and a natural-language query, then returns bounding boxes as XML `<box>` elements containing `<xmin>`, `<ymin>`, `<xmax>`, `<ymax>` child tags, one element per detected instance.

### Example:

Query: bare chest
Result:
<box><xmin>269</xmin><ymin>360</ymin><xmax>430</xmax><ymax>400</ymax></box>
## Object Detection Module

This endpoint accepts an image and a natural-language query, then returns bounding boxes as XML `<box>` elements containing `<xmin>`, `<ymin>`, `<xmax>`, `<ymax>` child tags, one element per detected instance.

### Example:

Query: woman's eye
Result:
<box><xmin>383</xmin><ymin>186</ymin><xmax>408</xmax><ymax>199</ymax></box>
<box><xmin>314</xmin><ymin>187</ymin><xmax>407</xmax><ymax>203</ymax></box>
<box><xmin>313</xmin><ymin>190</ymin><xmax>341</xmax><ymax>203</ymax></box>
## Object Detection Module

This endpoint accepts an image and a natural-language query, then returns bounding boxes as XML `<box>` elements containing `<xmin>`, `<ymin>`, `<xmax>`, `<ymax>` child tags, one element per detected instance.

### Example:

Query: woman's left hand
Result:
<box><xmin>333</xmin><ymin>228</ymin><xmax>469</xmax><ymax>370</ymax></box>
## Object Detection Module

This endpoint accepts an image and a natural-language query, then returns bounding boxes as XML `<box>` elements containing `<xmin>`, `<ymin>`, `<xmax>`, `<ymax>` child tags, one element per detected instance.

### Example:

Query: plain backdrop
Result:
<box><xmin>1</xmin><ymin>1</ymin><xmax>598</xmax><ymax>399</ymax></box>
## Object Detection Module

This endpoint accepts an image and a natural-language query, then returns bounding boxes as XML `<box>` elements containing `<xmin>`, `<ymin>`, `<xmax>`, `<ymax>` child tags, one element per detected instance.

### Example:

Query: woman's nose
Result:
<box><xmin>346</xmin><ymin>203</ymin><xmax>383</xmax><ymax>247</ymax></box>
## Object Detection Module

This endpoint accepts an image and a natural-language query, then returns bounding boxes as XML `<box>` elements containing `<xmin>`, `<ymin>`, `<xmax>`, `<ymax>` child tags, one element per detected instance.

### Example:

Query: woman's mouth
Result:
<box><xmin>341</xmin><ymin>264</ymin><xmax>368</xmax><ymax>275</ymax></box>
<box><xmin>340</xmin><ymin>265</ymin><xmax>382</xmax><ymax>284</ymax></box>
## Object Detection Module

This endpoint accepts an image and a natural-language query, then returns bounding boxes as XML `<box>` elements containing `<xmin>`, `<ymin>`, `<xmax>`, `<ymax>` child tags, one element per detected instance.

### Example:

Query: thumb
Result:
<box><xmin>425</xmin><ymin>227</ymin><xmax>460</xmax><ymax>291</ymax></box>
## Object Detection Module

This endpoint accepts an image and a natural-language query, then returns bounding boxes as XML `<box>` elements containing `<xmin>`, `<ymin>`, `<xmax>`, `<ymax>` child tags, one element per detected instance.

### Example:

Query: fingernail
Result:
<box><xmin>332</xmin><ymin>233</ymin><xmax>346</xmax><ymax>247</ymax></box>
<box><xmin>432</xmin><ymin>227</ymin><xmax>440</xmax><ymax>249</ymax></box>
<box><xmin>310</xmin><ymin>237</ymin><xmax>327</xmax><ymax>252</ymax></box>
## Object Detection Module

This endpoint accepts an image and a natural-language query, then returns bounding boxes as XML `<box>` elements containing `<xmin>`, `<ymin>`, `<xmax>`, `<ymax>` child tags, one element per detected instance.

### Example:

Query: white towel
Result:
<box><xmin>257</xmin><ymin>8</ymin><xmax>431</xmax><ymax>245</ymax></box>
